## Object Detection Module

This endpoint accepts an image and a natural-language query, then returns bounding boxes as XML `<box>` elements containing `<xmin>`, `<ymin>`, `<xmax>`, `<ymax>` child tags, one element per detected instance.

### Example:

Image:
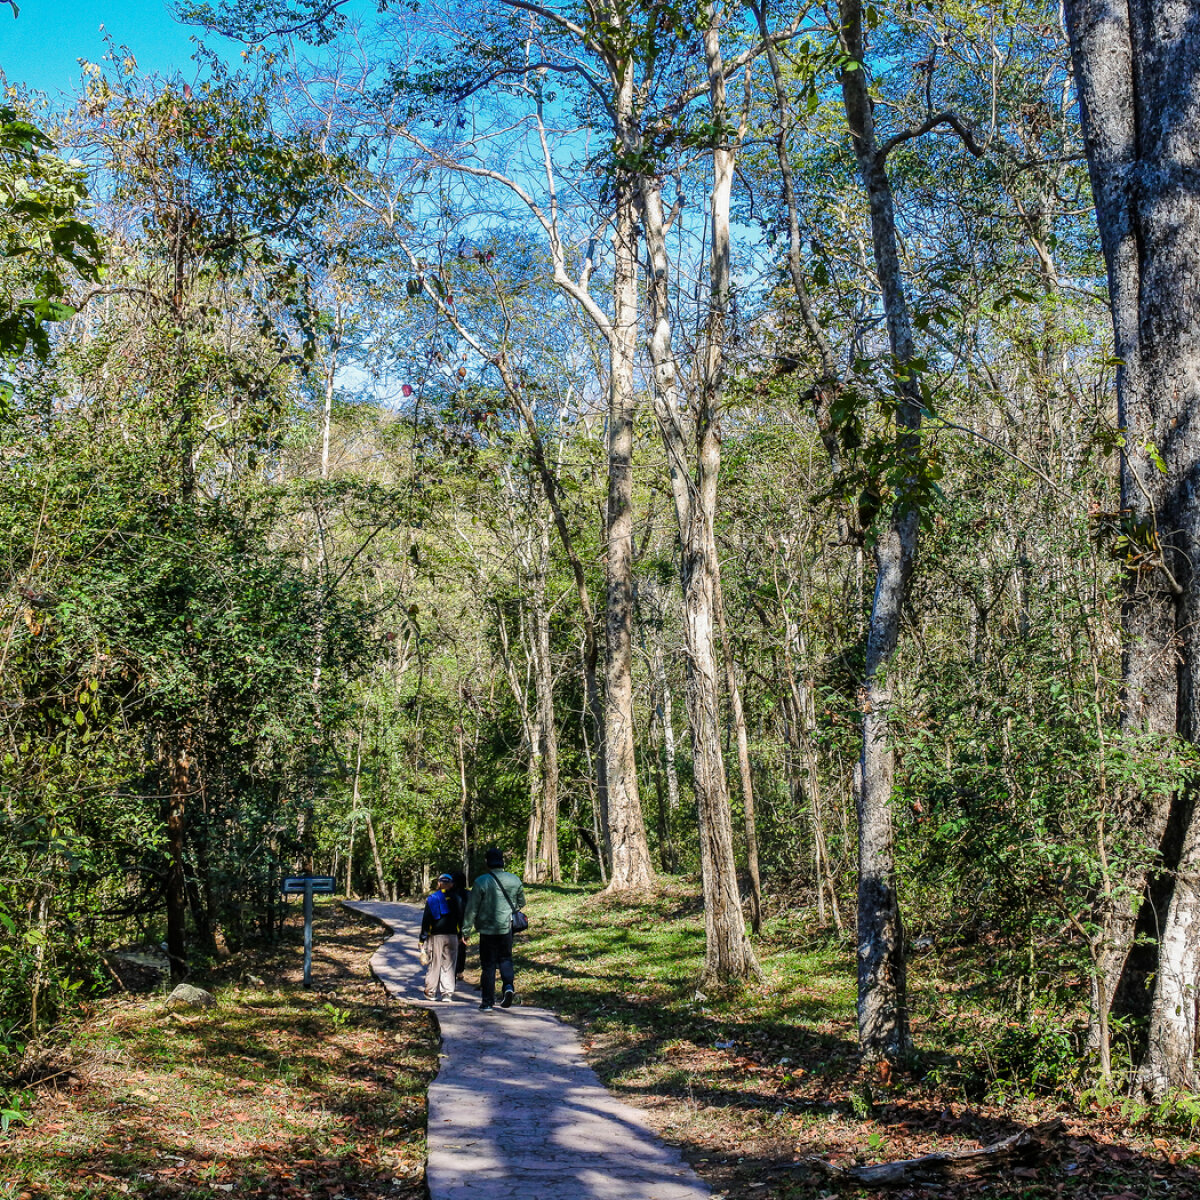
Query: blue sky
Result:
<box><xmin>0</xmin><ymin>0</ymin><xmax>209</xmax><ymax>98</ymax></box>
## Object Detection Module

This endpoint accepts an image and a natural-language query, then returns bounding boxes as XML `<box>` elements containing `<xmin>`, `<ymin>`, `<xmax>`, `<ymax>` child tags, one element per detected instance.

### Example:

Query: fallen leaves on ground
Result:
<box><xmin>2</xmin><ymin>906</ymin><xmax>439</xmax><ymax>1200</ymax></box>
<box><xmin>517</xmin><ymin>882</ymin><xmax>1200</xmax><ymax>1200</ymax></box>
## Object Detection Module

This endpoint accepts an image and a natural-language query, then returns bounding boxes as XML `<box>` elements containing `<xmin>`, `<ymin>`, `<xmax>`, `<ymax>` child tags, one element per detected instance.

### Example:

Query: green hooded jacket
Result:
<box><xmin>462</xmin><ymin>869</ymin><xmax>526</xmax><ymax>936</ymax></box>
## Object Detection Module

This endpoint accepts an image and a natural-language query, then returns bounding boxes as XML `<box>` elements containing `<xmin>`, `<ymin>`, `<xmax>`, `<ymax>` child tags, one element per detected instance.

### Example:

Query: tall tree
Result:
<box><xmin>298</xmin><ymin>1</ymin><xmax>657</xmax><ymax>888</ymax></box>
<box><xmin>72</xmin><ymin>65</ymin><xmax>346</xmax><ymax>976</ymax></box>
<box><xmin>636</xmin><ymin>0</ymin><xmax>762</xmax><ymax>980</ymax></box>
<box><xmin>834</xmin><ymin>0</ymin><xmax>926</xmax><ymax>1058</ymax></box>
<box><xmin>1062</xmin><ymin>0</ymin><xmax>1200</xmax><ymax>1099</ymax></box>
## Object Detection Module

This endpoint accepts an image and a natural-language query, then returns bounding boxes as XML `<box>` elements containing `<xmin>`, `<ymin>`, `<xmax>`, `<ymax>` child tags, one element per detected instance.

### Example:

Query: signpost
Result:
<box><xmin>281</xmin><ymin>875</ymin><xmax>336</xmax><ymax>986</ymax></box>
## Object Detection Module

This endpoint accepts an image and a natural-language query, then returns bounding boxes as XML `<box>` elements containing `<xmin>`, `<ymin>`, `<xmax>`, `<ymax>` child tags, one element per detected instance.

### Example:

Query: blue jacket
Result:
<box><xmin>419</xmin><ymin>889</ymin><xmax>463</xmax><ymax>940</ymax></box>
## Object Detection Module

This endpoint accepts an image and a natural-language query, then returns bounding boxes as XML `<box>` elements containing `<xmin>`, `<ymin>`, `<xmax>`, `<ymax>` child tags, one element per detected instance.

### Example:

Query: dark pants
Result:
<box><xmin>477</xmin><ymin>930</ymin><xmax>514</xmax><ymax>1007</ymax></box>
<box><xmin>455</xmin><ymin>936</ymin><xmax>467</xmax><ymax>977</ymax></box>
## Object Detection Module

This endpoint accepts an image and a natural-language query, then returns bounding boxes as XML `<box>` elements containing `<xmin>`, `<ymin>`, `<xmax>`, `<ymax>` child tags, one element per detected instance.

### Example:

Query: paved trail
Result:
<box><xmin>345</xmin><ymin>900</ymin><xmax>710</xmax><ymax>1200</ymax></box>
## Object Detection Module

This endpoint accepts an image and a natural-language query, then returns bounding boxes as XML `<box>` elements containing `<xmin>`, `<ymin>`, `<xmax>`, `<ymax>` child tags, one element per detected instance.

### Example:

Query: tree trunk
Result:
<box><xmin>29</xmin><ymin>891</ymin><xmax>49</xmax><ymax>1040</ymax></box>
<box><xmin>365</xmin><ymin>810</ymin><xmax>387</xmax><ymax>900</ymax></box>
<box><xmin>345</xmin><ymin>809</ymin><xmax>357</xmax><ymax>899</ymax></box>
<box><xmin>650</xmin><ymin>704</ymin><xmax>669</xmax><ymax>869</ymax></box>
<box><xmin>495</xmin><ymin>592</ymin><xmax>545</xmax><ymax>881</ymax></box>
<box><xmin>715</xmin><ymin>571</ymin><xmax>763</xmax><ymax>933</ymax></box>
<box><xmin>857</xmin><ymin>515</ymin><xmax>917</xmax><ymax>1057</ymax></box>
<box><xmin>837</xmin><ymin>0</ymin><xmax>925</xmax><ymax>1059</ymax></box>
<box><xmin>778</xmin><ymin>614</ymin><xmax>844</xmax><ymax>934</ymax></box>
<box><xmin>533</xmin><ymin>576</ymin><xmax>561</xmax><ymax>882</ymax></box>
<box><xmin>651</xmin><ymin>639</ymin><xmax>681</xmax><ymax>872</ymax></box>
<box><xmin>525</xmin><ymin>522</ymin><xmax>561</xmax><ymax>883</ymax></box>
<box><xmin>1140</xmin><ymin>799</ymin><xmax>1200</xmax><ymax>1097</ymax></box>
<box><xmin>672</xmin><ymin>499</ymin><xmax>758</xmax><ymax>983</ymax></box>
<box><xmin>457</xmin><ymin>719</ymin><xmax>473</xmax><ymax>884</ymax></box>
<box><xmin>1062</xmin><ymin>0</ymin><xmax>1200</xmax><ymax>1097</ymax></box>
<box><xmin>603</xmin><ymin>164</ymin><xmax>655</xmax><ymax>892</ymax></box>
<box><xmin>577</xmin><ymin>643</ymin><xmax>608</xmax><ymax>883</ymax></box>
<box><xmin>521</xmin><ymin>598</ymin><xmax>544</xmax><ymax>881</ymax></box>
<box><xmin>165</xmin><ymin>738</ymin><xmax>191</xmax><ymax>982</ymax></box>
<box><xmin>345</xmin><ymin>720</ymin><xmax>367</xmax><ymax>899</ymax></box>
<box><xmin>777</xmin><ymin>662</ymin><xmax>820</xmax><ymax>920</ymax></box>
<box><xmin>525</xmin><ymin>748</ymin><xmax>542</xmax><ymax>881</ymax></box>
<box><xmin>634</xmin><ymin>11</ymin><xmax>759</xmax><ymax>982</ymax></box>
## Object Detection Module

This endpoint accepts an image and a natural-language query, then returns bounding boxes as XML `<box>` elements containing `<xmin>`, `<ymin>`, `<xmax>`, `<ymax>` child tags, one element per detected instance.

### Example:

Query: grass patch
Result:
<box><xmin>518</xmin><ymin>879</ymin><xmax>1200</xmax><ymax>1200</ymax></box>
<box><xmin>7</xmin><ymin>885</ymin><xmax>1200</xmax><ymax>1200</ymax></box>
<box><xmin>2</xmin><ymin>904</ymin><xmax>438</xmax><ymax>1200</ymax></box>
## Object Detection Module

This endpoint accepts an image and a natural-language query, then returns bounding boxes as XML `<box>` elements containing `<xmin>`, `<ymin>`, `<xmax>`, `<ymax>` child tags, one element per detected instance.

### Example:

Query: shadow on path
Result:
<box><xmin>346</xmin><ymin>900</ymin><xmax>710</xmax><ymax>1200</ymax></box>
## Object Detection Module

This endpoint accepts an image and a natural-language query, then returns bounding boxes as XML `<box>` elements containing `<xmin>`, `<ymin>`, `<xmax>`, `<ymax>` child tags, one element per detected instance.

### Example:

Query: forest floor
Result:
<box><xmin>1</xmin><ymin>904</ymin><xmax>439</xmax><ymax>1200</ymax></box>
<box><xmin>5</xmin><ymin>886</ymin><xmax>1200</xmax><ymax>1200</ymax></box>
<box><xmin>515</xmin><ymin>881</ymin><xmax>1200</xmax><ymax>1200</ymax></box>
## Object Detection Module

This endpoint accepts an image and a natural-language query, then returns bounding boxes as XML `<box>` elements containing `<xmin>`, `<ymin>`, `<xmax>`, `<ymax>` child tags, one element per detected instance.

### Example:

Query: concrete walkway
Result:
<box><xmin>345</xmin><ymin>900</ymin><xmax>710</xmax><ymax>1200</ymax></box>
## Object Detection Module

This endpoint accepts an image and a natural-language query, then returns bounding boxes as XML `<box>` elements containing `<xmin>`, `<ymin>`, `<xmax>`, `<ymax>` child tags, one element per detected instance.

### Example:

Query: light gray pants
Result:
<box><xmin>425</xmin><ymin>933</ymin><xmax>457</xmax><ymax>998</ymax></box>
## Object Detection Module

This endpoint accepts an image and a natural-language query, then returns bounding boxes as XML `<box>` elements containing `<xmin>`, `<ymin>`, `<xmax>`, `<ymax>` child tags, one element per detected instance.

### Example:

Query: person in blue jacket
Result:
<box><xmin>419</xmin><ymin>873</ymin><xmax>464</xmax><ymax>1002</ymax></box>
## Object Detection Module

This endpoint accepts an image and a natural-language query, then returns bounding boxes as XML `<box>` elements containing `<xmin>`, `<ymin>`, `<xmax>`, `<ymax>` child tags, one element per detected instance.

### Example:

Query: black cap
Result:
<box><xmin>485</xmin><ymin>847</ymin><xmax>504</xmax><ymax>867</ymax></box>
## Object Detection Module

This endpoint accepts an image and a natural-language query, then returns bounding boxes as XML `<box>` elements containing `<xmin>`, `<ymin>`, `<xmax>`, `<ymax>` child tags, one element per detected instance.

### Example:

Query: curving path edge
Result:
<box><xmin>345</xmin><ymin>900</ymin><xmax>710</xmax><ymax>1200</ymax></box>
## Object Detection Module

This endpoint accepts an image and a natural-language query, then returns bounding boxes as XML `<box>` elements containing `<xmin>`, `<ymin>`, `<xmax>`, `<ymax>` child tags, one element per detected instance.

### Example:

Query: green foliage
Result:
<box><xmin>0</xmin><ymin>405</ymin><xmax>372</xmax><ymax>1036</ymax></box>
<box><xmin>0</xmin><ymin>0</ymin><xmax>1177</xmax><ymax>1118</ymax></box>
<box><xmin>987</xmin><ymin>1016</ymin><xmax>1087</xmax><ymax>1098</ymax></box>
<box><xmin>181</xmin><ymin>0</ymin><xmax>357</xmax><ymax>46</ymax></box>
<box><xmin>0</xmin><ymin>107</ymin><xmax>102</xmax><ymax>407</ymax></box>
<box><xmin>1146</xmin><ymin>1091</ymin><xmax>1200</xmax><ymax>1137</ymax></box>
<box><xmin>1</xmin><ymin>1091</ymin><xmax>32</xmax><ymax>1134</ymax></box>
<box><xmin>321</xmin><ymin>1000</ymin><xmax>351</xmax><ymax>1028</ymax></box>
<box><xmin>892</xmin><ymin>453</ymin><xmax>1179</xmax><ymax>1025</ymax></box>
<box><xmin>0</xmin><ymin>61</ymin><xmax>377</xmax><ymax>1065</ymax></box>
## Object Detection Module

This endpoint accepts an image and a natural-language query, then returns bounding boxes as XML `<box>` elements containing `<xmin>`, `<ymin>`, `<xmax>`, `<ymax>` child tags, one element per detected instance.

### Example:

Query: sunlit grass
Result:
<box><xmin>2</xmin><ymin>909</ymin><xmax>438</xmax><ymax>1200</ymax></box>
<box><xmin>518</xmin><ymin>879</ymin><xmax>857</xmax><ymax>1090</ymax></box>
<box><xmin>515</xmin><ymin>878</ymin><xmax>1200</xmax><ymax>1200</ymax></box>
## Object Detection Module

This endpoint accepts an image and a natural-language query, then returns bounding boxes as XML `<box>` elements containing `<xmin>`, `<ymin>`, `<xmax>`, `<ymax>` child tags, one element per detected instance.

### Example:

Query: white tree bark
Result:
<box><xmin>634</xmin><ymin>3</ymin><xmax>760</xmax><ymax>982</ymax></box>
<box><xmin>603</xmin><ymin>154</ymin><xmax>655</xmax><ymax>892</ymax></box>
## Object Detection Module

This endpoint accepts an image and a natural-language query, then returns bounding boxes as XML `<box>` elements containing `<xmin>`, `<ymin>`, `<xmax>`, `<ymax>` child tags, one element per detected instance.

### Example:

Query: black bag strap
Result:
<box><xmin>485</xmin><ymin>870</ymin><xmax>522</xmax><ymax>915</ymax></box>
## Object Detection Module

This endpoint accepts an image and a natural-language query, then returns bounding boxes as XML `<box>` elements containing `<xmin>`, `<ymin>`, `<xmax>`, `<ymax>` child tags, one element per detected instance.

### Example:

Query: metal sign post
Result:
<box><xmin>281</xmin><ymin>875</ymin><xmax>336</xmax><ymax>986</ymax></box>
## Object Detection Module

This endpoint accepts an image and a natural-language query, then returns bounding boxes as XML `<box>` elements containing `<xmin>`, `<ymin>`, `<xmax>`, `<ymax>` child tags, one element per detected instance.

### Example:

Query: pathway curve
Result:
<box><xmin>345</xmin><ymin>900</ymin><xmax>710</xmax><ymax>1200</ymax></box>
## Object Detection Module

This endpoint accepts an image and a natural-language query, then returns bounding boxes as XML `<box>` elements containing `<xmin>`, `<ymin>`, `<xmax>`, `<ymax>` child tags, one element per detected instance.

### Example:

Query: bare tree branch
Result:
<box><xmin>878</xmin><ymin>110</ymin><xmax>984</xmax><ymax>160</ymax></box>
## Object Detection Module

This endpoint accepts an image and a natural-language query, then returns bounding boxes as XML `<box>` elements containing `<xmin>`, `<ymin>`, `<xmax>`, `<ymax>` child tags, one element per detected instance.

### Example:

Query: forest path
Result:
<box><xmin>345</xmin><ymin>900</ymin><xmax>711</xmax><ymax>1200</ymax></box>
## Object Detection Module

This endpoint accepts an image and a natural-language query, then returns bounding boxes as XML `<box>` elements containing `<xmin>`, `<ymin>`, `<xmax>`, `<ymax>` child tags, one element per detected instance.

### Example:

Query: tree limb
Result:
<box><xmin>809</xmin><ymin>1118</ymin><xmax>1063</xmax><ymax>1187</ymax></box>
<box><xmin>878</xmin><ymin>110</ymin><xmax>985</xmax><ymax>161</ymax></box>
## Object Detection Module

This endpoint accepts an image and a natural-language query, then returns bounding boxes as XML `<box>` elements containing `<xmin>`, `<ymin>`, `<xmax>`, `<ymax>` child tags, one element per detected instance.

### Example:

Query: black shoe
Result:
<box><xmin>479</xmin><ymin>1003</ymin><xmax>494</xmax><ymax>1011</ymax></box>
<box><xmin>500</xmin><ymin>988</ymin><xmax>516</xmax><ymax>1009</ymax></box>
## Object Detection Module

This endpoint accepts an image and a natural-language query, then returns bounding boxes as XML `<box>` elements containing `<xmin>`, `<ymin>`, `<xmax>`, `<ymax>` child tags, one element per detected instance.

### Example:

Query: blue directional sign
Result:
<box><xmin>281</xmin><ymin>875</ymin><xmax>337</xmax><ymax>985</ymax></box>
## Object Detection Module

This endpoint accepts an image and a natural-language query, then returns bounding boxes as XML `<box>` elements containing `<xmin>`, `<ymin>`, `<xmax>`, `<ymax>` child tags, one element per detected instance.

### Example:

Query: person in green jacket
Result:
<box><xmin>462</xmin><ymin>847</ymin><xmax>525</xmax><ymax>1011</ymax></box>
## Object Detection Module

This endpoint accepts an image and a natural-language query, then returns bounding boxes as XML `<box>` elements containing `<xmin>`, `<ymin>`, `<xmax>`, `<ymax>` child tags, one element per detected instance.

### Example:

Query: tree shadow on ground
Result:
<box><xmin>3</xmin><ymin>906</ymin><xmax>438</xmax><ymax>1200</ymax></box>
<box><xmin>516</xmin><ymin>886</ymin><xmax>1200</xmax><ymax>1200</ymax></box>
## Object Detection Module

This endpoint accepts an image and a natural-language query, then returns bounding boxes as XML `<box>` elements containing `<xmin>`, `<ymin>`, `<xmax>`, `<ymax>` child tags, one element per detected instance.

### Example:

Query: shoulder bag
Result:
<box><xmin>486</xmin><ymin>871</ymin><xmax>529</xmax><ymax>934</ymax></box>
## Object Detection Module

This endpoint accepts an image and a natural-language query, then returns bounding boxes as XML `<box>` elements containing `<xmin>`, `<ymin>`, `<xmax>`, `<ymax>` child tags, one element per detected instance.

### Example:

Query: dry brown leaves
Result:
<box><xmin>3</xmin><ymin>906</ymin><xmax>438</xmax><ymax>1200</ymax></box>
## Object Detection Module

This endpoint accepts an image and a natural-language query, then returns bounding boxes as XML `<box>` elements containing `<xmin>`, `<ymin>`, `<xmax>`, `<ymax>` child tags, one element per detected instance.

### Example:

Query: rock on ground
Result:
<box><xmin>165</xmin><ymin>983</ymin><xmax>216</xmax><ymax>1010</ymax></box>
